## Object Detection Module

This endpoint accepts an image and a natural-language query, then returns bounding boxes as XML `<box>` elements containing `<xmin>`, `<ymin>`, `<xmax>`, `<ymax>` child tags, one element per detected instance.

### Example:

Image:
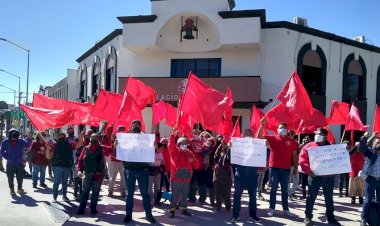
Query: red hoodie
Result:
<box><xmin>190</xmin><ymin>139</ymin><xmax>204</xmax><ymax>170</ymax></box>
<box><xmin>169</xmin><ymin>134</ymin><xmax>198</xmax><ymax>183</ymax></box>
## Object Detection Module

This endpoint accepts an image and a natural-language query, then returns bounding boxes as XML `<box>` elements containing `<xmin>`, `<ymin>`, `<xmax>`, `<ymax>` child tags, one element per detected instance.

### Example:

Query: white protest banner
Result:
<box><xmin>231</xmin><ymin>137</ymin><xmax>267</xmax><ymax>167</ymax></box>
<box><xmin>307</xmin><ymin>144</ymin><xmax>350</xmax><ymax>176</ymax></box>
<box><xmin>116</xmin><ymin>133</ymin><xmax>155</xmax><ymax>163</ymax></box>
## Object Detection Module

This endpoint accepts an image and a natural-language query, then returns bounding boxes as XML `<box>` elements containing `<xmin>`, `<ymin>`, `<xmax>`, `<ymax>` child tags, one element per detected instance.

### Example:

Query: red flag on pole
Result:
<box><xmin>277</xmin><ymin>71</ymin><xmax>313</xmax><ymax>117</ymax></box>
<box><xmin>231</xmin><ymin>113</ymin><xmax>242</xmax><ymax>138</ymax></box>
<box><xmin>296</xmin><ymin>108</ymin><xmax>327</xmax><ymax>134</ymax></box>
<box><xmin>180</xmin><ymin>73</ymin><xmax>231</xmax><ymax>131</ymax></box>
<box><xmin>152</xmin><ymin>100</ymin><xmax>167</xmax><ymax>125</ymax></box>
<box><xmin>250</xmin><ymin>105</ymin><xmax>267</xmax><ymax>136</ymax></box>
<box><xmin>126</xmin><ymin>76</ymin><xmax>156</xmax><ymax>109</ymax></box>
<box><xmin>345</xmin><ymin>104</ymin><xmax>369</xmax><ymax>131</ymax></box>
<box><xmin>91</xmin><ymin>89</ymin><xmax>123</xmax><ymax>124</ymax></box>
<box><xmin>117</xmin><ymin>91</ymin><xmax>145</xmax><ymax>131</ymax></box>
<box><xmin>165</xmin><ymin>103</ymin><xmax>177</xmax><ymax>127</ymax></box>
<box><xmin>20</xmin><ymin>104</ymin><xmax>75</xmax><ymax>131</ymax></box>
<box><xmin>216</xmin><ymin>88</ymin><xmax>234</xmax><ymax>136</ymax></box>
<box><xmin>327</xmin><ymin>99</ymin><xmax>350</xmax><ymax>125</ymax></box>
<box><xmin>266</xmin><ymin>103</ymin><xmax>295</xmax><ymax>132</ymax></box>
<box><xmin>373</xmin><ymin>105</ymin><xmax>380</xmax><ymax>132</ymax></box>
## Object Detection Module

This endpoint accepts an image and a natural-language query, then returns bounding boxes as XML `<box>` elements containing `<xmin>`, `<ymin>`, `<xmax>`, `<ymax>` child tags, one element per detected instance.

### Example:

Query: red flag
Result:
<box><xmin>277</xmin><ymin>71</ymin><xmax>313</xmax><ymax>117</ymax></box>
<box><xmin>126</xmin><ymin>76</ymin><xmax>156</xmax><ymax>109</ymax></box>
<box><xmin>373</xmin><ymin>105</ymin><xmax>380</xmax><ymax>132</ymax></box>
<box><xmin>216</xmin><ymin>88</ymin><xmax>234</xmax><ymax>136</ymax></box>
<box><xmin>327</xmin><ymin>99</ymin><xmax>350</xmax><ymax>125</ymax></box>
<box><xmin>117</xmin><ymin>91</ymin><xmax>145</xmax><ymax>131</ymax></box>
<box><xmin>250</xmin><ymin>105</ymin><xmax>267</xmax><ymax>136</ymax></box>
<box><xmin>20</xmin><ymin>104</ymin><xmax>75</xmax><ymax>131</ymax></box>
<box><xmin>180</xmin><ymin>73</ymin><xmax>230</xmax><ymax>131</ymax></box>
<box><xmin>165</xmin><ymin>103</ymin><xmax>177</xmax><ymax>127</ymax></box>
<box><xmin>91</xmin><ymin>89</ymin><xmax>123</xmax><ymax>124</ymax></box>
<box><xmin>152</xmin><ymin>100</ymin><xmax>167</xmax><ymax>125</ymax></box>
<box><xmin>231</xmin><ymin>114</ymin><xmax>242</xmax><ymax>138</ymax></box>
<box><xmin>345</xmin><ymin>104</ymin><xmax>369</xmax><ymax>131</ymax></box>
<box><xmin>32</xmin><ymin>93</ymin><xmax>100</xmax><ymax>126</ymax></box>
<box><xmin>266</xmin><ymin>103</ymin><xmax>295</xmax><ymax>132</ymax></box>
<box><xmin>325</xmin><ymin>126</ymin><xmax>336</xmax><ymax>144</ymax></box>
<box><xmin>296</xmin><ymin>108</ymin><xmax>327</xmax><ymax>134</ymax></box>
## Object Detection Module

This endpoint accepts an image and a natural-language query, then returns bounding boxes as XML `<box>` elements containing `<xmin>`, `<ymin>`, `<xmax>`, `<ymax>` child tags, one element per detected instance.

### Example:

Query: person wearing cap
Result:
<box><xmin>122</xmin><ymin>120</ymin><xmax>157</xmax><ymax>224</ymax></box>
<box><xmin>299</xmin><ymin>128</ymin><xmax>341</xmax><ymax>226</ymax></box>
<box><xmin>77</xmin><ymin>133</ymin><xmax>108</xmax><ymax>215</ymax></box>
<box><xmin>168</xmin><ymin>130</ymin><xmax>199</xmax><ymax>218</ymax></box>
<box><xmin>1</xmin><ymin>128</ymin><xmax>29</xmax><ymax>195</ymax></box>
<box><xmin>30</xmin><ymin>132</ymin><xmax>50</xmax><ymax>189</ymax></box>
<box><xmin>106</xmin><ymin>125</ymin><xmax>126</xmax><ymax>198</ymax></box>
<box><xmin>51</xmin><ymin>133</ymin><xmax>74</xmax><ymax>202</ymax></box>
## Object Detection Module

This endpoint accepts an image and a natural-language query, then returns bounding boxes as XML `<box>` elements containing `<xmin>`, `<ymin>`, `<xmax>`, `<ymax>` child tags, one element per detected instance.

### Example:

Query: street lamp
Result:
<box><xmin>1</xmin><ymin>38</ymin><xmax>30</xmax><ymax>133</ymax></box>
<box><xmin>0</xmin><ymin>69</ymin><xmax>21</xmax><ymax>131</ymax></box>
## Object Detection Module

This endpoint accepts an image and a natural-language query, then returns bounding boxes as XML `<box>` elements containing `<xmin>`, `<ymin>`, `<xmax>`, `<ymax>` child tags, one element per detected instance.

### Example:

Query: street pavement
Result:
<box><xmin>0</xmin><ymin>165</ymin><xmax>362</xmax><ymax>226</ymax></box>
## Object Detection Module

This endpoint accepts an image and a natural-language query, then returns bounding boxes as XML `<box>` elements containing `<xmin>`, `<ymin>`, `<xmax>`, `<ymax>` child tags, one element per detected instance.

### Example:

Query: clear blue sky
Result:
<box><xmin>1</xmin><ymin>0</ymin><xmax>379</xmax><ymax>106</ymax></box>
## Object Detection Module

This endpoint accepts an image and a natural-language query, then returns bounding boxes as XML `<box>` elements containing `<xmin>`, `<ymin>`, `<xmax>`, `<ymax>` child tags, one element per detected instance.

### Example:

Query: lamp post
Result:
<box><xmin>1</xmin><ymin>38</ymin><xmax>30</xmax><ymax>133</ymax></box>
<box><xmin>0</xmin><ymin>69</ymin><xmax>21</xmax><ymax>131</ymax></box>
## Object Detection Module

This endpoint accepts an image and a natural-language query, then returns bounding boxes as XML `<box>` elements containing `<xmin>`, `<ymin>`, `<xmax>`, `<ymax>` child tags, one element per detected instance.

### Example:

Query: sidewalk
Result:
<box><xmin>0</xmin><ymin>165</ymin><xmax>362</xmax><ymax>226</ymax></box>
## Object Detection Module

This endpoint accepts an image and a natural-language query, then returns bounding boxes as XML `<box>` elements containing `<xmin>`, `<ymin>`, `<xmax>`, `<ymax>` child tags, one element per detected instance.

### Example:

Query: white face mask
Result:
<box><xmin>179</xmin><ymin>145</ymin><xmax>187</xmax><ymax>151</ymax></box>
<box><xmin>278</xmin><ymin>128</ymin><xmax>287</xmax><ymax>136</ymax></box>
<box><xmin>314</xmin><ymin>134</ymin><xmax>324</xmax><ymax>143</ymax></box>
<box><xmin>193</xmin><ymin>135</ymin><xmax>199</xmax><ymax>141</ymax></box>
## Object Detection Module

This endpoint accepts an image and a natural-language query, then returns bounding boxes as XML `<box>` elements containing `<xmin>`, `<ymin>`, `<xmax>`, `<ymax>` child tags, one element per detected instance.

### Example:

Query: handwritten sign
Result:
<box><xmin>231</xmin><ymin>137</ymin><xmax>267</xmax><ymax>167</ymax></box>
<box><xmin>307</xmin><ymin>144</ymin><xmax>350</xmax><ymax>176</ymax></box>
<box><xmin>116</xmin><ymin>133</ymin><xmax>155</xmax><ymax>163</ymax></box>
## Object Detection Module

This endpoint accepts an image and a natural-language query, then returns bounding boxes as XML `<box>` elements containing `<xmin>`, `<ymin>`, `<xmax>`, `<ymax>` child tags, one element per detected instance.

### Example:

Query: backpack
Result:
<box><xmin>367</xmin><ymin>202</ymin><xmax>380</xmax><ymax>226</ymax></box>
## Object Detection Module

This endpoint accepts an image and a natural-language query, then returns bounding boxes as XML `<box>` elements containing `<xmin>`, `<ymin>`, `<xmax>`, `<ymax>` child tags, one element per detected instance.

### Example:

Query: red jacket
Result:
<box><xmin>169</xmin><ymin>134</ymin><xmax>198</xmax><ymax>183</ymax></box>
<box><xmin>190</xmin><ymin>139</ymin><xmax>204</xmax><ymax>170</ymax></box>
<box><xmin>162</xmin><ymin>147</ymin><xmax>171</xmax><ymax>173</ymax></box>
<box><xmin>30</xmin><ymin>141</ymin><xmax>49</xmax><ymax>166</ymax></box>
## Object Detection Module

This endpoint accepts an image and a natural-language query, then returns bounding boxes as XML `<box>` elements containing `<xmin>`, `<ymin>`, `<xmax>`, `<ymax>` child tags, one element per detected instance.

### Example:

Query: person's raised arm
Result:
<box><xmin>257</xmin><ymin>117</ymin><xmax>266</xmax><ymax>139</ymax></box>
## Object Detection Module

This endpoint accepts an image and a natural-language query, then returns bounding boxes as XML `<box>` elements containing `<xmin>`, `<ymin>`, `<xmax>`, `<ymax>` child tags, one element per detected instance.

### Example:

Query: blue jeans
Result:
<box><xmin>32</xmin><ymin>164</ymin><xmax>46</xmax><ymax>185</ymax></box>
<box><xmin>361</xmin><ymin>176</ymin><xmax>380</xmax><ymax>220</ymax></box>
<box><xmin>232</xmin><ymin>165</ymin><xmax>258</xmax><ymax>218</ymax></box>
<box><xmin>52</xmin><ymin>166</ymin><xmax>71</xmax><ymax>197</ymax></box>
<box><xmin>124</xmin><ymin>168</ymin><xmax>152</xmax><ymax>216</ymax></box>
<box><xmin>305</xmin><ymin>176</ymin><xmax>335</xmax><ymax>220</ymax></box>
<box><xmin>269</xmin><ymin>168</ymin><xmax>290</xmax><ymax>210</ymax></box>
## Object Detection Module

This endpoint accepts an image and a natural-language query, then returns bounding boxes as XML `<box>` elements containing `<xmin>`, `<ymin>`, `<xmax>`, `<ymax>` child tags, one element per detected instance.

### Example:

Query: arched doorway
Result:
<box><xmin>92</xmin><ymin>56</ymin><xmax>101</xmax><ymax>99</ymax></box>
<box><xmin>79</xmin><ymin>65</ymin><xmax>87</xmax><ymax>101</ymax></box>
<box><xmin>297</xmin><ymin>43</ymin><xmax>327</xmax><ymax>113</ymax></box>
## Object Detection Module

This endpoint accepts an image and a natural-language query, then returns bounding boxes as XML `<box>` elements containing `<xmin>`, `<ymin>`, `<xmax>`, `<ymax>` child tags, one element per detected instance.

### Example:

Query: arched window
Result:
<box><xmin>376</xmin><ymin>66</ymin><xmax>380</xmax><ymax>105</ymax></box>
<box><xmin>342</xmin><ymin>54</ymin><xmax>366</xmax><ymax>102</ymax></box>
<box><xmin>79</xmin><ymin>65</ymin><xmax>87</xmax><ymax>100</ymax></box>
<box><xmin>105</xmin><ymin>47</ymin><xmax>117</xmax><ymax>92</ymax></box>
<box><xmin>297</xmin><ymin>43</ymin><xmax>327</xmax><ymax>113</ymax></box>
<box><xmin>92</xmin><ymin>56</ymin><xmax>101</xmax><ymax>96</ymax></box>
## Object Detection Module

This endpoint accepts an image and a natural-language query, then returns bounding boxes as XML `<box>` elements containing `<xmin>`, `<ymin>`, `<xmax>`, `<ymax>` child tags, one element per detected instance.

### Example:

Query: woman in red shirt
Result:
<box><xmin>346</xmin><ymin>141</ymin><xmax>365</xmax><ymax>204</ymax></box>
<box><xmin>30</xmin><ymin>132</ymin><xmax>49</xmax><ymax>188</ymax></box>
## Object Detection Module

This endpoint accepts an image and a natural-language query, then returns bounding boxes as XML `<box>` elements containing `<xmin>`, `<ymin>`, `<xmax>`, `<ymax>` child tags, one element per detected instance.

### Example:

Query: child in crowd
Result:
<box><xmin>149</xmin><ymin>141</ymin><xmax>166</xmax><ymax>206</ymax></box>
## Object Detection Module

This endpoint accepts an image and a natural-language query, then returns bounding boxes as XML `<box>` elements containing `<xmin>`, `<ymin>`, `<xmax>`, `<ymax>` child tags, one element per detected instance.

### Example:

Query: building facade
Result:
<box><xmin>74</xmin><ymin>0</ymin><xmax>380</xmax><ymax>137</ymax></box>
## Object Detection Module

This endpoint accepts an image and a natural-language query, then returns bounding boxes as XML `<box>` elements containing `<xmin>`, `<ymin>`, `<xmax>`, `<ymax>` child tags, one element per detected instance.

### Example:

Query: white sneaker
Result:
<box><xmin>267</xmin><ymin>209</ymin><xmax>275</xmax><ymax>217</ymax></box>
<box><xmin>284</xmin><ymin>210</ymin><xmax>296</xmax><ymax>218</ymax></box>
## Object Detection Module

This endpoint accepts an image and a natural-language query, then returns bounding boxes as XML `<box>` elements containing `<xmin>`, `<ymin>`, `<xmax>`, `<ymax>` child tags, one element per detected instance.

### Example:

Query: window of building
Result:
<box><xmin>80</xmin><ymin>66</ymin><xmax>87</xmax><ymax>100</ymax></box>
<box><xmin>171</xmin><ymin>58</ymin><xmax>221</xmax><ymax>77</ymax></box>
<box><xmin>343</xmin><ymin>58</ymin><xmax>365</xmax><ymax>101</ymax></box>
<box><xmin>92</xmin><ymin>58</ymin><xmax>101</xmax><ymax>96</ymax></box>
<box><xmin>105</xmin><ymin>47</ymin><xmax>117</xmax><ymax>92</ymax></box>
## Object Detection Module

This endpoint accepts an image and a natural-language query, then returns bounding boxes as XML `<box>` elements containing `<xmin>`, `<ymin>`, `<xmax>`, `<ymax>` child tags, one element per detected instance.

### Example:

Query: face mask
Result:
<box><xmin>90</xmin><ymin>140</ymin><xmax>98</xmax><ymax>145</ymax></box>
<box><xmin>314</xmin><ymin>134</ymin><xmax>324</xmax><ymax>143</ymax></box>
<box><xmin>132</xmin><ymin>127</ymin><xmax>141</xmax><ymax>133</ymax></box>
<box><xmin>278</xmin><ymin>128</ymin><xmax>287</xmax><ymax>136</ymax></box>
<box><xmin>193</xmin><ymin>135</ymin><xmax>199</xmax><ymax>140</ymax></box>
<box><xmin>179</xmin><ymin>145</ymin><xmax>187</xmax><ymax>151</ymax></box>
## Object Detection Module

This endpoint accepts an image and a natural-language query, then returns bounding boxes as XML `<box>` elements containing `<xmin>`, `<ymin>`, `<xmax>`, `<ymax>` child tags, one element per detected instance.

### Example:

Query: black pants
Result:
<box><xmin>339</xmin><ymin>173</ymin><xmax>349</xmax><ymax>195</ymax></box>
<box><xmin>6</xmin><ymin>164</ymin><xmax>24</xmax><ymax>190</ymax></box>
<box><xmin>74</xmin><ymin>177</ymin><xmax>83</xmax><ymax>198</ymax></box>
<box><xmin>160</xmin><ymin>172</ymin><xmax>170</xmax><ymax>192</ymax></box>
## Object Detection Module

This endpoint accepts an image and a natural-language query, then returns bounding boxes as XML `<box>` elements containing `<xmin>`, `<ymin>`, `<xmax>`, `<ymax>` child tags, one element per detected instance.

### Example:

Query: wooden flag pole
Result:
<box><xmin>340</xmin><ymin>130</ymin><xmax>346</xmax><ymax>144</ymax></box>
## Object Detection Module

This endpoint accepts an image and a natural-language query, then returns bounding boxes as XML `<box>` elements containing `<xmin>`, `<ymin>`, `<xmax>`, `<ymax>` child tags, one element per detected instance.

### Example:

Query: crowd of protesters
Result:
<box><xmin>1</xmin><ymin>118</ymin><xmax>379</xmax><ymax>226</ymax></box>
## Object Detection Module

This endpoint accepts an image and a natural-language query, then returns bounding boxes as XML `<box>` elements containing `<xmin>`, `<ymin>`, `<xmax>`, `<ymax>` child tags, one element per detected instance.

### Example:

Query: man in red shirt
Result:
<box><xmin>258</xmin><ymin>118</ymin><xmax>298</xmax><ymax>218</ymax></box>
<box><xmin>299</xmin><ymin>128</ymin><xmax>341</xmax><ymax>226</ymax></box>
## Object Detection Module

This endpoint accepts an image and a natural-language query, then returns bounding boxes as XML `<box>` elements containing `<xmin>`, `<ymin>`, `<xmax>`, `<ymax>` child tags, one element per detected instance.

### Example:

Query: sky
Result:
<box><xmin>0</xmin><ymin>0</ymin><xmax>379</xmax><ymax>107</ymax></box>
